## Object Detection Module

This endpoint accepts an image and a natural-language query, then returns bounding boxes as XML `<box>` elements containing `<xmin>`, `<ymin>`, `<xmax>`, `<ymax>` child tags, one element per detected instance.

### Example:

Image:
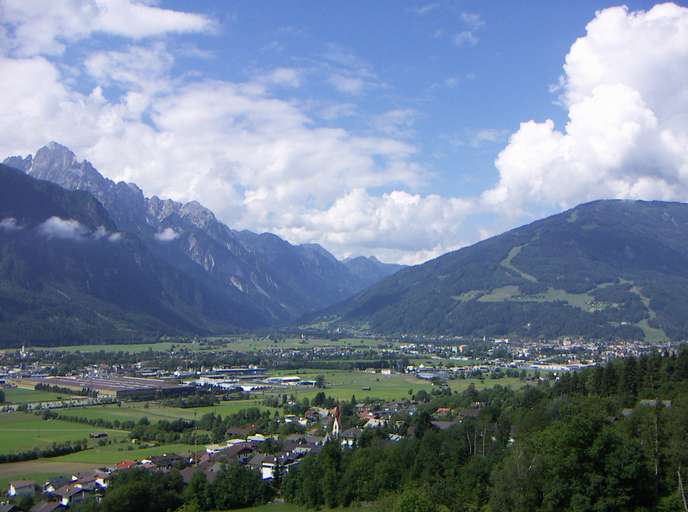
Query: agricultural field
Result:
<box><xmin>42</xmin><ymin>341</ymin><xmax>188</xmax><ymax>353</ymax></box>
<box><xmin>280</xmin><ymin>370</ymin><xmax>433</xmax><ymax>402</ymax></box>
<box><xmin>58</xmin><ymin>399</ymin><xmax>276</xmax><ymax>424</ymax></box>
<box><xmin>3</xmin><ymin>387</ymin><xmax>76</xmax><ymax>404</ymax></box>
<box><xmin>51</xmin><ymin>442</ymin><xmax>196</xmax><ymax>464</ymax></box>
<box><xmin>0</xmin><ymin>413</ymin><xmax>126</xmax><ymax>454</ymax></box>
<box><xmin>218</xmin><ymin>337</ymin><xmax>388</xmax><ymax>352</ymax></box>
<box><xmin>31</xmin><ymin>337</ymin><xmax>391</xmax><ymax>354</ymax></box>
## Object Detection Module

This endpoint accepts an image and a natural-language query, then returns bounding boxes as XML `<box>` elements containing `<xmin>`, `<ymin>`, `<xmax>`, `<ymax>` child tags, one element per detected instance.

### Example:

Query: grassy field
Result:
<box><xmin>267</xmin><ymin>370</ymin><xmax>433</xmax><ymax>402</ymax></box>
<box><xmin>43</xmin><ymin>342</ymin><xmax>185</xmax><ymax>353</ymax></box>
<box><xmin>58</xmin><ymin>399</ymin><xmax>276</xmax><ymax>424</ymax></box>
<box><xmin>36</xmin><ymin>337</ymin><xmax>392</xmax><ymax>354</ymax></box>
<box><xmin>0</xmin><ymin>413</ymin><xmax>126</xmax><ymax>454</ymax></box>
<box><xmin>219</xmin><ymin>337</ymin><xmax>387</xmax><ymax>352</ymax></box>
<box><xmin>51</xmin><ymin>442</ymin><xmax>196</xmax><ymax>464</ymax></box>
<box><xmin>3</xmin><ymin>387</ymin><xmax>77</xmax><ymax>404</ymax></box>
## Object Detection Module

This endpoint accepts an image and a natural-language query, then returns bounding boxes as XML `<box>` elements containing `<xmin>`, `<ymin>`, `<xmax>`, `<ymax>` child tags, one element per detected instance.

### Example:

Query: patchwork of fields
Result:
<box><xmin>0</xmin><ymin>343</ymin><xmax>525</xmax><ymax>492</ymax></box>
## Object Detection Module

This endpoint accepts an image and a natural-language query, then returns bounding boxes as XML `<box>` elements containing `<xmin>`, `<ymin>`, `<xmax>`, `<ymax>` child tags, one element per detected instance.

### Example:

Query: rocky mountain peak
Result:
<box><xmin>180</xmin><ymin>200</ymin><xmax>216</xmax><ymax>229</ymax></box>
<box><xmin>33</xmin><ymin>141</ymin><xmax>77</xmax><ymax>172</ymax></box>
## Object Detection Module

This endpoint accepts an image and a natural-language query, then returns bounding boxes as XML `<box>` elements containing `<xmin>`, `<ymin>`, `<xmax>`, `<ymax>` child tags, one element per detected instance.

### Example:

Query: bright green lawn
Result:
<box><xmin>4</xmin><ymin>387</ymin><xmax>78</xmax><ymax>404</ymax></box>
<box><xmin>52</xmin><ymin>442</ymin><xmax>196</xmax><ymax>464</ymax></box>
<box><xmin>44</xmin><ymin>342</ymin><xmax>184</xmax><ymax>353</ymax></box>
<box><xmin>39</xmin><ymin>337</ymin><xmax>391</xmax><ymax>354</ymax></box>
<box><xmin>271</xmin><ymin>370</ymin><xmax>433</xmax><ymax>402</ymax></box>
<box><xmin>0</xmin><ymin>413</ymin><xmax>126</xmax><ymax>454</ymax></box>
<box><xmin>58</xmin><ymin>399</ymin><xmax>276</xmax><ymax>424</ymax></box>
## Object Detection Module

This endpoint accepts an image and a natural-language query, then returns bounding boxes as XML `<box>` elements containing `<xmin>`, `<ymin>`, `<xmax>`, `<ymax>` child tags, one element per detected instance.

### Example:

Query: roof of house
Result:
<box><xmin>180</xmin><ymin>462</ymin><xmax>224</xmax><ymax>484</ymax></box>
<box><xmin>55</xmin><ymin>485</ymin><xmax>86</xmax><ymax>499</ymax></box>
<box><xmin>115</xmin><ymin>460</ymin><xmax>136</xmax><ymax>470</ymax></box>
<box><xmin>10</xmin><ymin>480</ymin><xmax>36</xmax><ymax>488</ymax></box>
<box><xmin>44</xmin><ymin>476</ymin><xmax>71</xmax><ymax>489</ymax></box>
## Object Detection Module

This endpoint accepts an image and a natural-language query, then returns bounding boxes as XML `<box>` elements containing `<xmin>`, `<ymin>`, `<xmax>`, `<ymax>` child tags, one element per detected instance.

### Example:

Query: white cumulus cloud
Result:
<box><xmin>277</xmin><ymin>189</ymin><xmax>473</xmax><ymax>264</ymax></box>
<box><xmin>38</xmin><ymin>217</ymin><xmax>88</xmax><ymax>240</ymax></box>
<box><xmin>1</xmin><ymin>0</ymin><xmax>214</xmax><ymax>56</ymax></box>
<box><xmin>0</xmin><ymin>217</ymin><xmax>21</xmax><ymax>231</ymax></box>
<box><xmin>484</xmin><ymin>3</ymin><xmax>688</xmax><ymax>214</ymax></box>
<box><xmin>154</xmin><ymin>227</ymin><xmax>179</xmax><ymax>242</ymax></box>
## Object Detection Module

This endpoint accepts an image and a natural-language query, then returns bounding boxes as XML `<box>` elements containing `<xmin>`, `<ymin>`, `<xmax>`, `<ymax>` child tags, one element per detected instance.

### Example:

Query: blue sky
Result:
<box><xmin>1</xmin><ymin>1</ymin><xmax>686</xmax><ymax>263</ymax></box>
<box><xmin>151</xmin><ymin>0</ymin><xmax>652</xmax><ymax>197</ymax></box>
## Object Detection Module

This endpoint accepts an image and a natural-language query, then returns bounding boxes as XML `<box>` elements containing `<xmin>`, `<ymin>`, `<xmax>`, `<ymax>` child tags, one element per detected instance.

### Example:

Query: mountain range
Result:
<box><xmin>311</xmin><ymin>200</ymin><xmax>688</xmax><ymax>341</ymax></box>
<box><xmin>0</xmin><ymin>143</ymin><xmax>403</xmax><ymax>344</ymax></box>
<box><xmin>4</xmin><ymin>143</ymin><xmax>688</xmax><ymax>343</ymax></box>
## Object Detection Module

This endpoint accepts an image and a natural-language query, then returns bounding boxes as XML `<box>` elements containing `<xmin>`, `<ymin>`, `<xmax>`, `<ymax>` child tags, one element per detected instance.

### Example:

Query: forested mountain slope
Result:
<box><xmin>314</xmin><ymin>200</ymin><xmax>688</xmax><ymax>340</ymax></box>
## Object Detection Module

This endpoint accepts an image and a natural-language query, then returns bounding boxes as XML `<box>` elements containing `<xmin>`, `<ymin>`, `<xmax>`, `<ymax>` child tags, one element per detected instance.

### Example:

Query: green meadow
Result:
<box><xmin>36</xmin><ymin>337</ymin><xmax>391</xmax><ymax>354</ymax></box>
<box><xmin>51</xmin><ymin>442</ymin><xmax>196</xmax><ymax>464</ymax></box>
<box><xmin>58</xmin><ymin>399</ymin><xmax>276</xmax><ymax>424</ymax></box>
<box><xmin>0</xmin><ymin>413</ymin><xmax>126</xmax><ymax>454</ymax></box>
<box><xmin>4</xmin><ymin>387</ymin><xmax>76</xmax><ymax>404</ymax></box>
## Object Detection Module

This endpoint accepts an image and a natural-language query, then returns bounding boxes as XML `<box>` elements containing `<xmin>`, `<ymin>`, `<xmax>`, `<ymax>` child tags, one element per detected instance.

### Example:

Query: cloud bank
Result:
<box><xmin>1</xmin><ymin>2</ymin><xmax>687</xmax><ymax>264</ymax></box>
<box><xmin>37</xmin><ymin>217</ymin><xmax>122</xmax><ymax>241</ymax></box>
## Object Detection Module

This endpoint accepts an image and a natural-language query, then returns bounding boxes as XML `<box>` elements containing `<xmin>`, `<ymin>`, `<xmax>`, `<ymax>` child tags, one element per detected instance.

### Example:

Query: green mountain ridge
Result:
<box><xmin>310</xmin><ymin>199</ymin><xmax>688</xmax><ymax>340</ymax></box>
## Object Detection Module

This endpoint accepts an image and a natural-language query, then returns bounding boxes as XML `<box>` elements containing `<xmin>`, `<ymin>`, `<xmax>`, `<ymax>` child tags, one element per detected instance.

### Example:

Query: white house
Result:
<box><xmin>8</xmin><ymin>481</ymin><xmax>35</xmax><ymax>497</ymax></box>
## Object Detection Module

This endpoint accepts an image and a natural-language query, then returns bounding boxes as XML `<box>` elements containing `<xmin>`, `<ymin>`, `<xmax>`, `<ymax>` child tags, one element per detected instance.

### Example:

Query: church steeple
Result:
<box><xmin>331</xmin><ymin>404</ymin><xmax>341</xmax><ymax>438</ymax></box>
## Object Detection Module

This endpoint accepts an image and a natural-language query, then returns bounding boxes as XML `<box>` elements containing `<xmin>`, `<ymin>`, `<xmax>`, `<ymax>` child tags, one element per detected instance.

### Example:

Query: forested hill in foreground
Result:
<box><xmin>311</xmin><ymin>200</ymin><xmax>688</xmax><ymax>341</ymax></box>
<box><xmin>282</xmin><ymin>349</ymin><xmax>688</xmax><ymax>511</ymax></box>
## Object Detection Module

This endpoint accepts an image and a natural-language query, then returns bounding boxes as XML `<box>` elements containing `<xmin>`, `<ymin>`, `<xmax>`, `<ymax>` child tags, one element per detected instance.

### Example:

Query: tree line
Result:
<box><xmin>283</xmin><ymin>348</ymin><xmax>688</xmax><ymax>511</ymax></box>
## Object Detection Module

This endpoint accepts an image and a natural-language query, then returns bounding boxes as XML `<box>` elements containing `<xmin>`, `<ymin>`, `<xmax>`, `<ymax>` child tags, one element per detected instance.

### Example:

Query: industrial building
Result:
<box><xmin>15</xmin><ymin>375</ymin><xmax>193</xmax><ymax>400</ymax></box>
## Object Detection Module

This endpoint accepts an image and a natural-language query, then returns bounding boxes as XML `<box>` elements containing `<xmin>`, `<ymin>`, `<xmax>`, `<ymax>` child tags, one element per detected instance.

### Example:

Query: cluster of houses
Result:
<box><xmin>6</xmin><ymin>469</ymin><xmax>111</xmax><ymax>512</ymax></box>
<box><xmin>1</xmin><ymin>399</ymin><xmax>488</xmax><ymax>511</ymax></box>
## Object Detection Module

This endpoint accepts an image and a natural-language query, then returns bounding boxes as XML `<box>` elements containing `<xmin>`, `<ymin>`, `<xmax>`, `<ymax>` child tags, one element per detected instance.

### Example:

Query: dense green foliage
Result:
<box><xmin>74</xmin><ymin>469</ymin><xmax>185</xmax><ymax>512</ymax></box>
<box><xmin>319</xmin><ymin>200</ymin><xmax>688</xmax><ymax>340</ymax></box>
<box><xmin>185</xmin><ymin>464</ymin><xmax>275</xmax><ymax>510</ymax></box>
<box><xmin>73</xmin><ymin>465</ymin><xmax>274</xmax><ymax>512</ymax></box>
<box><xmin>283</xmin><ymin>349</ymin><xmax>688</xmax><ymax>511</ymax></box>
<box><xmin>161</xmin><ymin>393</ymin><xmax>219</xmax><ymax>408</ymax></box>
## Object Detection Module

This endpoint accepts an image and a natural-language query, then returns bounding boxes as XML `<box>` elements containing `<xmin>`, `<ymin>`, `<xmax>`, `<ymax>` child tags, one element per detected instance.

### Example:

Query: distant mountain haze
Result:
<box><xmin>0</xmin><ymin>143</ymin><xmax>404</xmax><ymax>344</ymax></box>
<box><xmin>311</xmin><ymin>200</ymin><xmax>688</xmax><ymax>341</ymax></box>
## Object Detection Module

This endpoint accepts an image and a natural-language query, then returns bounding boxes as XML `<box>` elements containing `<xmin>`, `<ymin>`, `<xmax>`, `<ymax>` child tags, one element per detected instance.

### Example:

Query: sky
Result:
<box><xmin>0</xmin><ymin>0</ymin><xmax>687</xmax><ymax>264</ymax></box>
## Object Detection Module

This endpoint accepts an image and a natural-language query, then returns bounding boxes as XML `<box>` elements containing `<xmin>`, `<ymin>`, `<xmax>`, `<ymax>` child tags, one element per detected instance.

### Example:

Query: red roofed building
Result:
<box><xmin>115</xmin><ymin>460</ymin><xmax>136</xmax><ymax>471</ymax></box>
